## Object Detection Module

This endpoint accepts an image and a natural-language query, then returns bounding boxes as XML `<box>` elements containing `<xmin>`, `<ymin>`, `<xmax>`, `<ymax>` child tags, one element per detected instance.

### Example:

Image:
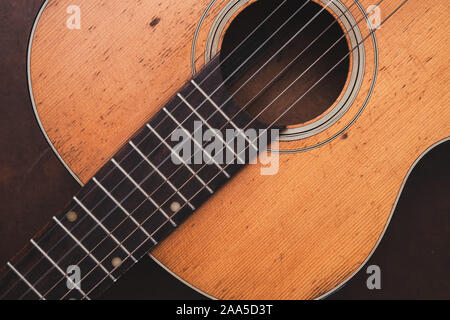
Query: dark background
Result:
<box><xmin>0</xmin><ymin>0</ymin><xmax>449</xmax><ymax>300</ymax></box>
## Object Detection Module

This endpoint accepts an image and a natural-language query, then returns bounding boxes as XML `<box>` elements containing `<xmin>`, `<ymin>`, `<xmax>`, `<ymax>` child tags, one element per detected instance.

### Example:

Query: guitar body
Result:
<box><xmin>29</xmin><ymin>0</ymin><xmax>449</xmax><ymax>299</ymax></box>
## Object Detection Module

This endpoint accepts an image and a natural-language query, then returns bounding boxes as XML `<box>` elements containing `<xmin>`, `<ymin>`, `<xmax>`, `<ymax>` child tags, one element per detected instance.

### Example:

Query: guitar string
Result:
<box><xmin>0</xmin><ymin>0</ymin><xmax>299</xmax><ymax>299</ymax></box>
<box><xmin>14</xmin><ymin>0</ymin><xmax>382</xmax><ymax>300</ymax></box>
<box><xmin>34</xmin><ymin>0</ymin><xmax>365</xmax><ymax>299</ymax></box>
<box><xmin>52</xmin><ymin>0</ymin><xmax>318</xmax><ymax>238</ymax></box>
<box><xmin>63</xmin><ymin>0</ymin><xmax>307</xmax><ymax>218</ymax></box>
<box><xmin>64</xmin><ymin>0</ymin><xmax>404</xmax><ymax>300</ymax></box>
<box><xmin>81</xmin><ymin>0</ymin><xmax>407</xmax><ymax>300</ymax></box>
<box><xmin>7</xmin><ymin>0</ymin><xmax>390</xmax><ymax>300</ymax></box>
<box><xmin>30</xmin><ymin>0</ymin><xmax>408</xmax><ymax>300</ymax></box>
<box><xmin>4</xmin><ymin>0</ymin><xmax>334</xmax><ymax>298</ymax></box>
<box><xmin>13</xmin><ymin>0</ymin><xmax>373</xmax><ymax>299</ymax></box>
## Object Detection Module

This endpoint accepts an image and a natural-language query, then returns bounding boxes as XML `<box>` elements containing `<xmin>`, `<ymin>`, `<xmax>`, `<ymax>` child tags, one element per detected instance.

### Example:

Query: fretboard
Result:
<box><xmin>0</xmin><ymin>56</ymin><xmax>280</xmax><ymax>300</ymax></box>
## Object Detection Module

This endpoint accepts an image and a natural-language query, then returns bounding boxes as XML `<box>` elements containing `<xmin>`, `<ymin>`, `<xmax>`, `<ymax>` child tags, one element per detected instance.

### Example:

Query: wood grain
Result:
<box><xmin>30</xmin><ymin>0</ymin><xmax>450</xmax><ymax>299</ymax></box>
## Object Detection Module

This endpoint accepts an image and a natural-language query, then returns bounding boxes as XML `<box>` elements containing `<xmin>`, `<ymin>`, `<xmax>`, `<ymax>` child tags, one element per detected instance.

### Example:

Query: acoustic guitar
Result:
<box><xmin>0</xmin><ymin>0</ymin><xmax>448</xmax><ymax>300</ymax></box>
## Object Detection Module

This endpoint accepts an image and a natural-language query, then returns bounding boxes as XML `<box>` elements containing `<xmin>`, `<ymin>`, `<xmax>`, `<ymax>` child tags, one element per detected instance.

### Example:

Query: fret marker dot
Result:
<box><xmin>66</xmin><ymin>211</ymin><xmax>78</xmax><ymax>222</ymax></box>
<box><xmin>170</xmin><ymin>201</ymin><xmax>181</xmax><ymax>213</ymax></box>
<box><xmin>112</xmin><ymin>257</ymin><xmax>122</xmax><ymax>268</ymax></box>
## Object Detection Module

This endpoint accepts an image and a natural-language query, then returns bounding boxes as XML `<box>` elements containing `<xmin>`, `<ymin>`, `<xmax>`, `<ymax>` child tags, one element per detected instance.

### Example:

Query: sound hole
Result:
<box><xmin>220</xmin><ymin>0</ymin><xmax>350</xmax><ymax>126</ymax></box>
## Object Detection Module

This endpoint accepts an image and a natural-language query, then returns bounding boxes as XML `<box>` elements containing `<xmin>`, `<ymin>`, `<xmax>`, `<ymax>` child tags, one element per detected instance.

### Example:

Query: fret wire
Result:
<box><xmin>3</xmin><ymin>114</ymin><xmax>189</xmax><ymax>298</ymax></box>
<box><xmin>71</xmin><ymin>0</ymin><xmax>297</xmax><ymax>221</ymax></box>
<box><xmin>145</xmin><ymin>0</ymin><xmax>384</xmax><ymax>196</ymax></box>
<box><xmin>67</xmin><ymin>157</ymin><xmax>234</xmax><ymax>298</ymax></box>
<box><xmin>13</xmin><ymin>90</ymin><xmax>247</xmax><ymax>300</ymax></box>
<box><xmin>30</xmin><ymin>239</ymin><xmax>90</xmax><ymax>300</ymax></box>
<box><xmin>115</xmin><ymin>1</ymin><xmax>395</xmax><ymax>272</ymax></box>
<box><xmin>74</xmin><ymin>249</ymin><xmax>136</xmax><ymax>299</ymax></box>
<box><xmin>46</xmin><ymin>140</ymin><xmax>209</xmax><ymax>300</ymax></box>
<box><xmin>80</xmin><ymin>140</ymin><xmax>253</xmax><ymax>298</ymax></box>
<box><xmin>16</xmin><ymin>0</ymin><xmax>312</xmax><ymax>271</ymax></box>
<box><xmin>59</xmin><ymin>235</ymin><xmax>155</xmax><ymax>300</ymax></box>
<box><xmin>9</xmin><ymin>76</ymin><xmax>229</xmax><ymax>300</ymax></box>
<box><xmin>65</xmin><ymin>0</ymin><xmax>292</xmax><ymax>218</ymax></box>
<box><xmin>60</xmin><ymin>232</ymin><xmax>160</xmax><ymax>299</ymax></box>
<box><xmin>65</xmin><ymin>155</ymin><xmax>183</xmax><ymax>266</ymax></box>
<box><xmin>83</xmin><ymin>3</ymin><xmax>390</xmax><ymax>297</ymax></box>
<box><xmin>92</xmin><ymin>177</ymin><xmax>161</xmax><ymax>240</ymax></box>
<box><xmin>111</xmin><ymin>157</ymin><xmax>176</xmax><ymax>228</ymax></box>
<box><xmin>40</xmin><ymin>221</ymin><xmax>121</xmax><ymax>300</ymax></box>
<box><xmin>7</xmin><ymin>262</ymin><xmax>45</xmax><ymax>300</ymax></box>
<box><xmin>14</xmin><ymin>82</ymin><xmax>260</xmax><ymax>301</ymax></box>
<box><xmin>85</xmin><ymin>150</ymin><xmax>249</xmax><ymax>297</ymax></box>
<box><xmin>55</xmin><ymin>138</ymin><xmax>222</xmax><ymax>299</ymax></box>
<box><xmin>15</xmin><ymin>127</ymin><xmax>175</xmax><ymax>288</ymax></box>
<box><xmin>182</xmin><ymin>0</ymin><xmax>378</xmax><ymax>158</ymax></box>
<box><xmin>59</xmin><ymin>0</ymin><xmax>324</xmax><ymax>227</ymax></box>
<box><xmin>3</xmin><ymin>0</ymin><xmax>390</xmax><ymax>300</ymax></box>
<box><xmin>0</xmin><ymin>1</ymin><xmax>296</xmax><ymax>302</ymax></box>
<box><xmin>190</xmin><ymin>80</ymin><xmax>258</xmax><ymax>152</ymax></box>
<box><xmin>44</xmin><ymin>0</ymin><xmax>322</xmax><ymax>297</ymax></box>
<box><xmin>123</xmin><ymin>145</ymin><xmax>195</xmax><ymax>210</ymax></box>
<box><xmin>25</xmin><ymin>40</ymin><xmax>278</xmax><ymax>304</ymax></box>
<box><xmin>83</xmin><ymin>209</ymin><xmax>187</xmax><ymax>297</ymax></box>
<box><xmin>38</xmin><ymin>0</ymin><xmax>292</xmax><ymax>238</ymax></box>
<box><xmin>176</xmin><ymin>93</ymin><xmax>245</xmax><ymax>164</ymax></box>
<box><xmin>62</xmin><ymin>0</ymin><xmax>291</xmax><ymax>215</ymax></box>
<box><xmin>52</xmin><ymin>217</ymin><xmax>116</xmax><ymax>282</ymax></box>
<box><xmin>69</xmin><ymin>15</ymin><xmax>372</xmax><ymax>302</ymax></box>
<box><xmin>145</xmin><ymin>123</ymin><xmax>216</xmax><ymax>191</ymax></box>
<box><xmin>68</xmin><ymin>119</ymin><xmax>231</xmax><ymax>263</ymax></box>
<box><xmin>152</xmin><ymin>0</ymin><xmax>315</xmax><ymax>158</ymax></box>
<box><xmin>3</xmin><ymin>0</ymin><xmax>276</xmax><ymax>296</ymax></box>
<box><xmin>161</xmin><ymin>108</ymin><xmax>231</xmax><ymax>178</ymax></box>
<box><xmin>82</xmin><ymin>158</ymin><xmax>233</xmax><ymax>297</ymax></box>
<box><xmin>73</xmin><ymin>196</ymin><xmax>138</xmax><ymax>263</ymax></box>
<box><xmin>91</xmin><ymin>0</ymin><xmax>379</xmax><ymax>227</ymax></box>
<box><xmin>88</xmin><ymin>134</ymin><xmax>264</xmax><ymax>290</ymax></box>
<box><xmin>135</xmin><ymin>0</ymin><xmax>392</xmax><ymax>222</ymax></box>
<box><xmin>76</xmin><ymin>0</ymin><xmax>292</xmax><ymax>210</ymax></box>
<box><xmin>20</xmin><ymin>109</ymin><xmax>207</xmax><ymax>298</ymax></box>
<box><xmin>212</xmin><ymin>0</ymin><xmax>390</xmax><ymax>161</ymax></box>
<box><xmin>15</xmin><ymin>217</ymin><xmax>119</xmax><ymax>300</ymax></box>
<box><xmin>143</xmin><ymin>0</ymin><xmax>312</xmax><ymax>171</ymax></box>
<box><xmin>104</xmin><ymin>0</ymin><xmax>376</xmax><ymax>215</ymax></box>
<box><xmin>36</xmin><ymin>208</ymin><xmax>156</xmax><ymax>300</ymax></box>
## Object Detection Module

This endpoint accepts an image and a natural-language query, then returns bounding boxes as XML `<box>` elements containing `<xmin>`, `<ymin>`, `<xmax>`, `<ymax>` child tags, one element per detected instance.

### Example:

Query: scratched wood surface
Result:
<box><xmin>30</xmin><ymin>0</ymin><xmax>450</xmax><ymax>299</ymax></box>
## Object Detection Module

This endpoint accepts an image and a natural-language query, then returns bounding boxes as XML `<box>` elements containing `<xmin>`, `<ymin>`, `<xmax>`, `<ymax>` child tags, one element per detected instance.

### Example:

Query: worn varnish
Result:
<box><xmin>30</xmin><ymin>0</ymin><xmax>450</xmax><ymax>299</ymax></box>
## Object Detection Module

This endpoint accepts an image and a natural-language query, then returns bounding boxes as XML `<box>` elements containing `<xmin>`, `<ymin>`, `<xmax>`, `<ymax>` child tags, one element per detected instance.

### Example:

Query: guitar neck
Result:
<box><xmin>0</xmin><ymin>56</ymin><xmax>279</xmax><ymax>300</ymax></box>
